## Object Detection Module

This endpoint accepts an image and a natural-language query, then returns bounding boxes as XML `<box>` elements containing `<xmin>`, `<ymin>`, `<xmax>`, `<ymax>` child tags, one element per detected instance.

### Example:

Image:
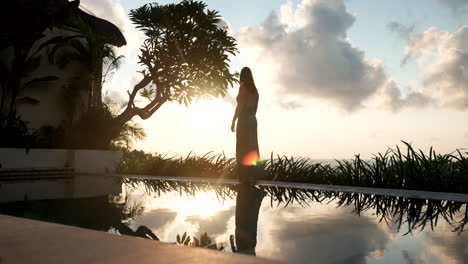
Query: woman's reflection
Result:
<box><xmin>231</xmin><ymin>183</ymin><xmax>266</xmax><ymax>255</ymax></box>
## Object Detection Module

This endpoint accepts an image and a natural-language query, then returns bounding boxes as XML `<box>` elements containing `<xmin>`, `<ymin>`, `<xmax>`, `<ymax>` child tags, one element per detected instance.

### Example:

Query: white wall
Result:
<box><xmin>0</xmin><ymin>148</ymin><xmax>71</xmax><ymax>168</ymax></box>
<box><xmin>0</xmin><ymin>148</ymin><xmax>123</xmax><ymax>174</ymax></box>
<box><xmin>0</xmin><ymin>175</ymin><xmax>122</xmax><ymax>203</ymax></box>
<box><xmin>73</xmin><ymin>149</ymin><xmax>123</xmax><ymax>174</ymax></box>
<box><xmin>3</xmin><ymin>27</ymin><xmax>90</xmax><ymax>130</ymax></box>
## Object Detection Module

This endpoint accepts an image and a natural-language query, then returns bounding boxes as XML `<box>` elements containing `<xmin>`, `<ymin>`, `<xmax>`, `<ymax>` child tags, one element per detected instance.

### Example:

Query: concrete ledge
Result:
<box><xmin>0</xmin><ymin>167</ymin><xmax>73</xmax><ymax>181</ymax></box>
<box><xmin>0</xmin><ymin>214</ymin><xmax>279</xmax><ymax>264</ymax></box>
<box><xmin>117</xmin><ymin>174</ymin><xmax>468</xmax><ymax>203</ymax></box>
<box><xmin>0</xmin><ymin>148</ymin><xmax>123</xmax><ymax>174</ymax></box>
<box><xmin>0</xmin><ymin>175</ymin><xmax>122</xmax><ymax>203</ymax></box>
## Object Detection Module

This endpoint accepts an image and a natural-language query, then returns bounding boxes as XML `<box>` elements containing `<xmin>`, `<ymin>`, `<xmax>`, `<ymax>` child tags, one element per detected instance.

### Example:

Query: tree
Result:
<box><xmin>50</xmin><ymin>24</ymin><xmax>125</xmax><ymax>115</ymax></box>
<box><xmin>109</xmin><ymin>0</ymin><xmax>238</xmax><ymax>139</ymax></box>
<box><xmin>0</xmin><ymin>0</ymin><xmax>126</xmax><ymax>118</ymax></box>
<box><xmin>0</xmin><ymin>0</ymin><xmax>81</xmax><ymax>116</ymax></box>
<box><xmin>0</xmin><ymin>0</ymin><xmax>131</xmax><ymax>149</ymax></box>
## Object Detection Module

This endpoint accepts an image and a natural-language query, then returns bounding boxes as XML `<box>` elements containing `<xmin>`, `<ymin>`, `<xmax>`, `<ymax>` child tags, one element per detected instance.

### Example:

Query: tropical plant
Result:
<box><xmin>176</xmin><ymin>232</ymin><xmax>225</xmax><ymax>250</ymax></box>
<box><xmin>50</xmin><ymin>21</ymin><xmax>125</xmax><ymax>112</ymax></box>
<box><xmin>47</xmin><ymin>21</ymin><xmax>132</xmax><ymax>149</ymax></box>
<box><xmin>60</xmin><ymin>96</ymin><xmax>146</xmax><ymax>150</ymax></box>
<box><xmin>0</xmin><ymin>0</ymin><xmax>133</xmax><ymax>150</ymax></box>
<box><xmin>117</xmin><ymin>150</ymin><xmax>236</xmax><ymax>178</ymax></box>
<box><xmin>14</xmin><ymin>95</ymin><xmax>146</xmax><ymax>150</ymax></box>
<box><xmin>105</xmin><ymin>0</ymin><xmax>238</xmax><ymax>144</ymax></box>
<box><xmin>0</xmin><ymin>0</ymin><xmax>81</xmax><ymax>117</ymax></box>
<box><xmin>0</xmin><ymin>112</ymin><xmax>38</xmax><ymax>149</ymax></box>
<box><xmin>118</xmin><ymin>142</ymin><xmax>468</xmax><ymax>193</ymax></box>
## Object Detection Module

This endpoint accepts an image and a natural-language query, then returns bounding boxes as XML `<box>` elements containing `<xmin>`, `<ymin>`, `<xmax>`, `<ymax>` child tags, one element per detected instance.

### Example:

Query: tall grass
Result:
<box><xmin>117</xmin><ymin>150</ymin><xmax>237</xmax><ymax>179</ymax></box>
<box><xmin>117</xmin><ymin>142</ymin><xmax>468</xmax><ymax>193</ymax></box>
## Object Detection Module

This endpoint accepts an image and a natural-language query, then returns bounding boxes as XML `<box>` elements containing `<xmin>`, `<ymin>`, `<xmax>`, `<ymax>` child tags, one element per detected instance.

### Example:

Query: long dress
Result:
<box><xmin>236</xmin><ymin>85</ymin><xmax>264</xmax><ymax>181</ymax></box>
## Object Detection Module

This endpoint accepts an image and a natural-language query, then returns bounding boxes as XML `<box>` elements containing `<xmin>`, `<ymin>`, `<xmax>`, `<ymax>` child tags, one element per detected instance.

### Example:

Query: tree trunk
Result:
<box><xmin>7</xmin><ymin>47</ymin><xmax>25</xmax><ymax>117</ymax></box>
<box><xmin>92</xmin><ymin>48</ymin><xmax>103</xmax><ymax>109</ymax></box>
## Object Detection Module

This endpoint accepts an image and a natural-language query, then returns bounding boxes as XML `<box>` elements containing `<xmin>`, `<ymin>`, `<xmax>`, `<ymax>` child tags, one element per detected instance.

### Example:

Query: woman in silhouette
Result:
<box><xmin>231</xmin><ymin>67</ymin><xmax>262</xmax><ymax>181</ymax></box>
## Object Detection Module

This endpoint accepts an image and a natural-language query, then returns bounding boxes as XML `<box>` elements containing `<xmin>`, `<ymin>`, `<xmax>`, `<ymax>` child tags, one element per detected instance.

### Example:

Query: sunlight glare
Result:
<box><xmin>188</xmin><ymin>100</ymin><xmax>227</xmax><ymax>125</ymax></box>
<box><xmin>242</xmin><ymin>151</ymin><xmax>261</xmax><ymax>166</ymax></box>
<box><xmin>183</xmin><ymin>192</ymin><xmax>226</xmax><ymax>218</ymax></box>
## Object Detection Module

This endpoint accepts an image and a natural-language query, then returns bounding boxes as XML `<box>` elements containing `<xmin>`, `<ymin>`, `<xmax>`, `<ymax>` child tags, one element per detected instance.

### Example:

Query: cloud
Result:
<box><xmin>185</xmin><ymin>206</ymin><xmax>235</xmax><ymax>237</ymax></box>
<box><xmin>381</xmin><ymin>81</ymin><xmax>431</xmax><ymax>111</ymax></box>
<box><xmin>437</xmin><ymin>0</ymin><xmax>468</xmax><ymax>14</ymax></box>
<box><xmin>258</xmin><ymin>207</ymin><xmax>390</xmax><ymax>263</ymax></box>
<box><xmin>279</xmin><ymin>100</ymin><xmax>303</xmax><ymax>110</ymax></box>
<box><xmin>133</xmin><ymin>208</ymin><xmax>177</xmax><ymax>230</ymax></box>
<box><xmin>399</xmin><ymin>25</ymin><xmax>468</xmax><ymax>111</ymax></box>
<box><xmin>402</xmin><ymin>250</ymin><xmax>424</xmax><ymax>264</ymax></box>
<box><xmin>237</xmin><ymin>0</ymin><xmax>418</xmax><ymax>112</ymax></box>
<box><xmin>392</xmin><ymin>26</ymin><xmax>451</xmax><ymax>66</ymax></box>
<box><xmin>217</xmin><ymin>17</ymin><xmax>234</xmax><ymax>36</ymax></box>
<box><xmin>387</xmin><ymin>22</ymin><xmax>415</xmax><ymax>43</ymax></box>
<box><xmin>425</xmin><ymin>224</ymin><xmax>468</xmax><ymax>264</ymax></box>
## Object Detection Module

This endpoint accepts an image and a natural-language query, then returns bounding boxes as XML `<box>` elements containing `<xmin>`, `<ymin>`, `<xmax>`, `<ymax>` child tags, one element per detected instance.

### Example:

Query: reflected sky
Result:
<box><xmin>0</xmin><ymin>177</ymin><xmax>466</xmax><ymax>263</ymax></box>
<box><xmin>122</xmin><ymin>180</ymin><xmax>468</xmax><ymax>264</ymax></box>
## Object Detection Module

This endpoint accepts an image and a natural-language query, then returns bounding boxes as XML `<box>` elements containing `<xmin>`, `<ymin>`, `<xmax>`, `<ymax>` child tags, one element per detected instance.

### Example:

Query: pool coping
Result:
<box><xmin>113</xmin><ymin>174</ymin><xmax>468</xmax><ymax>203</ymax></box>
<box><xmin>0</xmin><ymin>214</ymin><xmax>279</xmax><ymax>264</ymax></box>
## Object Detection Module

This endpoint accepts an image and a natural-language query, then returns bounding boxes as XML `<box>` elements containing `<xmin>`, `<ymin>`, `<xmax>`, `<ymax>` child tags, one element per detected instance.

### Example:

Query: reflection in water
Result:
<box><xmin>334</xmin><ymin>191</ymin><xmax>468</xmax><ymax>235</ymax></box>
<box><xmin>1</xmin><ymin>177</ymin><xmax>467</xmax><ymax>263</ymax></box>
<box><xmin>0</xmin><ymin>194</ymin><xmax>152</xmax><ymax>237</ymax></box>
<box><xmin>126</xmin><ymin>179</ymin><xmax>468</xmax><ymax>263</ymax></box>
<box><xmin>176</xmin><ymin>231</ymin><xmax>226</xmax><ymax>250</ymax></box>
<box><xmin>125</xmin><ymin>178</ymin><xmax>468</xmax><ymax>234</ymax></box>
<box><xmin>232</xmin><ymin>183</ymin><xmax>265</xmax><ymax>255</ymax></box>
<box><xmin>259</xmin><ymin>207</ymin><xmax>390</xmax><ymax>263</ymax></box>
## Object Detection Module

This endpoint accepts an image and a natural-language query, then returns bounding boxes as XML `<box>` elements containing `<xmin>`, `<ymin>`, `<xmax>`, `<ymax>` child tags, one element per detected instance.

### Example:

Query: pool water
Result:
<box><xmin>1</xmin><ymin>177</ymin><xmax>467</xmax><ymax>264</ymax></box>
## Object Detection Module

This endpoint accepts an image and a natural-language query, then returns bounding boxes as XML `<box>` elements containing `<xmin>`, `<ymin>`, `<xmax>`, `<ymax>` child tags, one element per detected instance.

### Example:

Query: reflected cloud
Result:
<box><xmin>425</xmin><ymin>225</ymin><xmax>468</xmax><ymax>264</ymax></box>
<box><xmin>2</xmin><ymin>177</ymin><xmax>467</xmax><ymax>264</ymax></box>
<box><xmin>402</xmin><ymin>250</ymin><xmax>423</xmax><ymax>264</ymax></box>
<box><xmin>186</xmin><ymin>206</ymin><xmax>235</xmax><ymax>237</ymax></box>
<box><xmin>257</xmin><ymin>207</ymin><xmax>390</xmax><ymax>264</ymax></box>
<box><xmin>133</xmin><ymin>208</ymin><xmax>177</xmax><ymax>231</ymax></box>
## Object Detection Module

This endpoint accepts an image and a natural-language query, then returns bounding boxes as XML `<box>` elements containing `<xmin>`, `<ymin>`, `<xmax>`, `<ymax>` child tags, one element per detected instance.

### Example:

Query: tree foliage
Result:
<box><xmin>50</xmin><ymin>16</ymin><xmax>125</xmax><ymax>111</ymax></box>
<box><xmin>0</xmin><ymin>0</ymin><xmax>81</xmax><ymax>116</ymax></box>
<box><xmin>113</xmin><ymin>0</ymin><xmax>238</xmax><ymax>129</ymax></box>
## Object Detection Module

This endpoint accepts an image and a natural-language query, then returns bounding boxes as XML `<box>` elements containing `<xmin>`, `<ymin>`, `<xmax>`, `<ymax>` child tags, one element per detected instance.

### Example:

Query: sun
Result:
<box><xmin>144</xmin><ymin>189</ymin><xmax>234</xmax><ymax>219</ymax></box>
<box><xmin>187</xmin><ymin>100</ymin><xmax>229</xmax><ymax>125</ymax></box>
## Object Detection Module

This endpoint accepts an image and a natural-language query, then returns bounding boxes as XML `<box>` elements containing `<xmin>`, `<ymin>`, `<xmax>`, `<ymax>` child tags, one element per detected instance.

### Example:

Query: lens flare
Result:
<box><xmin>242</xmin><ymin>151</ymin><xmax>260</xmax><ymax>166</ymax></box>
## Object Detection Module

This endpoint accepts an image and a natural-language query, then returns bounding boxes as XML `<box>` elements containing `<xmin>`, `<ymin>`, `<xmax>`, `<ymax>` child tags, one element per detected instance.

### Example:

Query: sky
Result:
<box><xmin>80</xmin><ymin>0</ymin><xmax>468</xmax><ymax>159</ymax></box>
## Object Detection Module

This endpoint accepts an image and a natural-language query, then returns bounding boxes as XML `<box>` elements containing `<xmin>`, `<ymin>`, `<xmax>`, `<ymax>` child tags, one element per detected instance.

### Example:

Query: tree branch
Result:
<box><xmin>126</xmin><ymin>73</ymin><xmax>152</xmax><ymax>109</ymax></box>
<box><xmin>138</xmin><ymin>98</ymin><xmax>166</xmax><ymax>120</ymax></box>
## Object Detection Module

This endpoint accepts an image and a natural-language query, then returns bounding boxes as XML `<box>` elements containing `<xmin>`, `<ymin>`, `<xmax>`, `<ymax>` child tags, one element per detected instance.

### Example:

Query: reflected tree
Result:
<box><xmin>2</xmin><ymin>178</ymin><xmax>465</xmax><ymax>254</ymax></box>
<box><xmin>176</xmin><ymin>231</ymin><xmax>225</xmax><ymax>250</ymax></box>
<box><xmin>0</xmin><ymin>194</ymin><xmax>158</xmax><ymax>239</ymax></box>
<box><xmin>125</xmin><ymin>178</ymin><xmax>468</xmax><ymax>235</ymax></box>
<box><xmin>335</xmin><ymin>192</ymin><xmax>468</xmax><ymax>235</ymax></box>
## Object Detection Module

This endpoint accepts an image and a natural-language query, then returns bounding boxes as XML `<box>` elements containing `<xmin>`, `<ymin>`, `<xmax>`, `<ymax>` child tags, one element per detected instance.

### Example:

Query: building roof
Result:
<box><xmin>0</xmin><ymin>0</ymin><xmax>127</xmax><ymax>47</ymax></box>
<box><xmin>76</xmin><ymin>8</ymin><xmax>127</xmax><ymax>47</ymax></box>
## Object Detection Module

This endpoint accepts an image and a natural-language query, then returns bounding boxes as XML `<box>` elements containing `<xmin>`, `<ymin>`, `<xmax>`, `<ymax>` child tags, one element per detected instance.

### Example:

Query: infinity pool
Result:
<box><xmin>1</xmin><ymin>177</ymin><xmax>467</xmax><ymax>264</ymax></box>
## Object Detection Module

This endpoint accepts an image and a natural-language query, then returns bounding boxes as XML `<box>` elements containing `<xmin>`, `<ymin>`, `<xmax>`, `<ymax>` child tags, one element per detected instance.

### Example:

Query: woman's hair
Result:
<box><xmin>240</xmin><ymin>67</ymin><xmax>257</xmax><ymax>93</ymax></box>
